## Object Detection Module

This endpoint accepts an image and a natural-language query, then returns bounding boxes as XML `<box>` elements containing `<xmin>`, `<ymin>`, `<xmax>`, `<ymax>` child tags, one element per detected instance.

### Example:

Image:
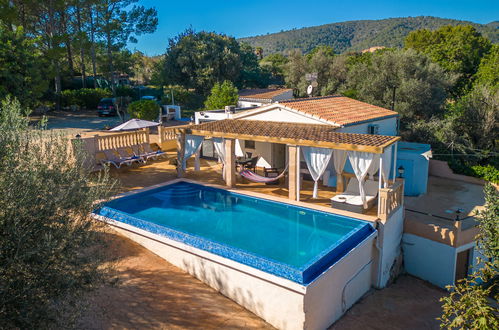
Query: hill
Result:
<box><xmin>239</xmin><ymin>16</ymin><xmax>499</xmax><ymax>55</ymax></box>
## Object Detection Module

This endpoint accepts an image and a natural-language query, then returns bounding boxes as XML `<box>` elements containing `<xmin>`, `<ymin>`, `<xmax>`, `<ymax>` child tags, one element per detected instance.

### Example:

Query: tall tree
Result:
<box><xmin>474</xmin><ymin>44</ymin><xmax>499</xmax><ymax>89</ymax></box>
<box><xmin>96</xmin><ymin>0</ymin><xmax>157</xmax><ymax>93</ymax></box>
<box><xmin>0</xmin><ymin>26</ymin><xmax>47</xmax><ymax>106</ymax></box>
<box><xmin>346</xmin><ymin>49</ymin><xmax>453</xmax><ymax>123</ymax></box>
<box><xmin>405</xmin><ymin>25</ymin><xmax>492</xmax><ymax>95</ymax></box>
<box><xmin>161</xmin><ymin>30</ymin><xmax>244</xmax><ymax>94</ymax></box>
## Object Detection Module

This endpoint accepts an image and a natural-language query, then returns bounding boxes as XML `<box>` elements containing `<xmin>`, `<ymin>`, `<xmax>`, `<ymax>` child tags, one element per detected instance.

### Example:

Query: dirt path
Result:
<box><xmin>77</xmin><ymin>229</ymin><xmax>445</xmax><ymax>329</ymax></box>
<box><xmin>77</xmin><ymin>230</ymin><xmax>273</xmax><ymax>329</ymax></box>
<box><xmin>332</xmin><ymin>276</ymin><xmax>445</xmax><ymax>330</ymax></box>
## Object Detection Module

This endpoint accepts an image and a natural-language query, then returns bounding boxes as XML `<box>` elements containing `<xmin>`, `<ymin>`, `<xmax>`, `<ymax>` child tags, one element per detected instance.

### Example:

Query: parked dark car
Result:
<box><xmin>97</xmin><ymin>98</ymin><xmax>117</xmax><ymax>116</ymax></box>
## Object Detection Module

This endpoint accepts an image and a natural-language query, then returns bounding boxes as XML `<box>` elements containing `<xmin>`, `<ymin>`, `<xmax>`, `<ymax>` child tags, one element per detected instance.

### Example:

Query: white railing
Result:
<box><xmin>378</xmin><ymin>180</ymin><xmax>404</xmax><ymax>221</ymax></box>
<box><xmin>94</xmin><ymin>129</ymin><xmax>149</xmax><ymax>152</ymax></box>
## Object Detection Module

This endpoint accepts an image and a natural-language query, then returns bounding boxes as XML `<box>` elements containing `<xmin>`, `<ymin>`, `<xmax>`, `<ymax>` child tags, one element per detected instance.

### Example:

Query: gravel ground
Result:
<box><xmin>77</xmin><ymin>230</ymin><xmax>446</xmax><ymax>330</ymax></box>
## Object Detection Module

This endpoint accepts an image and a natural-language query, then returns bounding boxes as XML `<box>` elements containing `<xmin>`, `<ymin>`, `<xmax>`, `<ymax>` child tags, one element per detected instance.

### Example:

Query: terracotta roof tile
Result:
<box><xmin>279</xmin><ymin>96</ymin><xmax>398</xmax><ymax>126</ymax></box>
<box><xmin>185</xmin><ymin>119</ymin><xmax>399</xmax><ymax>153</ymax></box>
<box><xmin>238</xmin><ymin>88</ymin><xmax>293</xmax><ymax>101</ymax></box>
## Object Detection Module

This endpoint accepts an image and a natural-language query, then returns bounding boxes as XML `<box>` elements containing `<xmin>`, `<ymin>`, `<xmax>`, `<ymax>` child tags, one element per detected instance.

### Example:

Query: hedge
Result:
<box><xmin>128</xmin><ymin>100</ymin><xmax>160</xmax><ymax>121</ymax></box>
<box><xmin>61</xmin><ymin>88</ymin><xmax>112</xmax><ymax>109</ymax></box>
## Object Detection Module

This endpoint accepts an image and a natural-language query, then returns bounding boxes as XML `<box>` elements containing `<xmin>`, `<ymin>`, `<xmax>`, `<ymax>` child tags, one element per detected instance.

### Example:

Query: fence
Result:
<box><xmin>378</xmin><ymin>180</ymin><xmax>404</xmax><ymax>221</ymax></box>
<box><xmin>158</xmin><ymin>125</ymin><xmax>189</xmax><ymax>143</ymax></box>
<box><xmin>94</xmin><ymin>129</ymin><xmax>149</xmax><ymax>152</ymax></box>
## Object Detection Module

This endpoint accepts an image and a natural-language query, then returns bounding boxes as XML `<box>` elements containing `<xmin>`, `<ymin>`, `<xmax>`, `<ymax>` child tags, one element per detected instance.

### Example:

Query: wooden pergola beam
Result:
<box><xmin>178</xmin><ymin>128</ymin><xmax>400</xmax><ymax>154</ymax></box>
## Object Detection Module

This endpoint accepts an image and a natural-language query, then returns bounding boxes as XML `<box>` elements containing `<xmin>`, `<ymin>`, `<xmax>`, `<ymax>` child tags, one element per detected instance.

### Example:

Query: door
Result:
<box><xmin>455</xmin><ymin>249</ymin><xmax>471</xmax><ymax>282</ymax></box>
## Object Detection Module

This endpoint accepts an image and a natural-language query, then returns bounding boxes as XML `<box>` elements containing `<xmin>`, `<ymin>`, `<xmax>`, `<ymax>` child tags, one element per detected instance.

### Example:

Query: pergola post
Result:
<box><xmin>225</xmin><ymin>138</ymin><xmax>236</xmax><ymax>187</ymax></box>
<box><xmin>158</xmin><ymin>125</ymin><xmax>164</xmax><ymax>144</ymax></box>
<box><xmin>177</xmin><ymin>132</ymin><xmax>185</xmax><ymax>178</ymax></box>
<box><xmin>392</xmin><ymin>141</ymin><xmax>398</xmax><ymax>185</ymax></box>
<box><xmin>287</xmin><ymin>145</ymin><xmax>299</xmax><ymax>201</ymax></box>
<box><xmin>194</xmin><ymin>150</ymin><xmax>201</xmax><ymax>171</ymax></box>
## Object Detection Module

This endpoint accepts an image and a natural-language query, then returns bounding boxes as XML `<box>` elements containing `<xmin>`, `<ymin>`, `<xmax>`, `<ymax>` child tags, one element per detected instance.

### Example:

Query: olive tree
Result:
<box><xmin>0</xmin><ymin>97</ymin><xmax>115</xmax><ymax>328</ymax></box>
<box><xmin>347</xmin><ymin>49</ymin><xmax>453</xmax><ymax>124</ymax></box>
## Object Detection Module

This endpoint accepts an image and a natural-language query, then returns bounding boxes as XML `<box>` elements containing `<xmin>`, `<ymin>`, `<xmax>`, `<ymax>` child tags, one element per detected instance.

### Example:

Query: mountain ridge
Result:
<box><xmin>239</xmin><ymin>16</ymin><xmax>499</xmax><ymax>55</ymax></box>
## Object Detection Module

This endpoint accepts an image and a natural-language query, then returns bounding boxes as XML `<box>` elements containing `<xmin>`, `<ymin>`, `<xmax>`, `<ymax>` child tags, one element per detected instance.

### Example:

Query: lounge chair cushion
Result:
<box><xmin>331</xmin><ymin>193</ymin><xmax>377</xmax><ymax>206</ymax></box>
<box><xmin>331</xmin><ymin>178</ymin><xmax>379</xmax><ymax>205</ymax></box>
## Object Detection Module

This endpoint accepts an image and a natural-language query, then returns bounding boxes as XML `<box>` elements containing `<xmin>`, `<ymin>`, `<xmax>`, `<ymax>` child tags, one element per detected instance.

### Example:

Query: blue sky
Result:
<box><xmin>130</xmin><ymin>0</ymin><xmax>498</xmax><ymax>55</ymax></box>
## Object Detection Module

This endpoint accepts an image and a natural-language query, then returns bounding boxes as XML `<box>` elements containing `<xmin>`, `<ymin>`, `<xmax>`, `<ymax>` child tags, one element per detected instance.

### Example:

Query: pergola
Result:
<box><xmin>176</xmin><ymin>119</ymin><xmax>400</xmax><ymax>204</ymax></box>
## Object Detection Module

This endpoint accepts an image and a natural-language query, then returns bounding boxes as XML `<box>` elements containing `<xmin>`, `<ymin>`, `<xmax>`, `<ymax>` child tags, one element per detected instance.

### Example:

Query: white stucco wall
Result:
<box><xmin>377</xmin><ymin>207</ymin><xmax>404</xmax><ymax>287</ymax></box>
<box><xmin>194</xmin><ymin>111</ymin><xmax>229</xmax><ymax>124</ymax></box>
<box><xmin>402</xmin><ymin>233</ymin><xmax>461</xmax><ymax>288</ymax></box>
<box><xmin>337</xmin><ymin>117</ymin><xmax>398</xmax><ymax>136</ymax></box>
<box><xmin>240</xmin><ymin>108</ymin><xmax>328</xmax><ymax>124</ymax></box>
<box><xmin>242</xmin><ymin>141</ymin><xmax>273</xmax><ymax>168</ymax></box>
<box><xmin>304</xmin><ymin>233</ymin><xmax>376</xmax><ymax>330</ymax></box>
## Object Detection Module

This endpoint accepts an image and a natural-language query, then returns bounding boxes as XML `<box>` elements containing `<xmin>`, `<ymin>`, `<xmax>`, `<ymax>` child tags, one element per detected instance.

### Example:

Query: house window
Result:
<box><xmin>245</xmin><ymin>140</ymin><xmax>255</xmax><ymax>149</ymax></box>
<box><xmin>368</xmin><ymin>124</ymin><xmax>379</xmax><ymax>135</ymax></box>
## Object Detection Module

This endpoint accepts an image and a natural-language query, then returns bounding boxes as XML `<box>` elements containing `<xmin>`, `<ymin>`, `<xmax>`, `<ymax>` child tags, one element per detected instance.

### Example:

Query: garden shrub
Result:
<box><xmin>0</xmin><ymin>97</ymin><xmax>115</xmax><ymax>327</ymax></box>
<box><xmin>128</xmin><ymin>99</ymin><xmax>160</xmax><ymax>121</ymax></box>
<box><xmin>471</xmin><ymin>164</ymin><xmax>499</xmax><ymax>183</ymax></box>
<box><xmin>61</xmin><ymin>88</ymin><xmax>112</xmax><ymax>109</ymax></box>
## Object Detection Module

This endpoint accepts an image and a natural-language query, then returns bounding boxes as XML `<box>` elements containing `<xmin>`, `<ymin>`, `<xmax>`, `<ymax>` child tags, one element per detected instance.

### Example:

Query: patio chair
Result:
<box><xmin>150</xmin><ymin>143</ymin><xmax>168</xmax><ymax>159</ymax></box>
<box><xmin>243</xmin><ymin>156</ymin><xmax>259</xmax><ymax>173</ymax></box>
<box><xmin>330</xmin><ymin>178</ymin><xmax>379</xmax><ymax>213</ymax></box>
<box><xmin>117</xmin><ymin>147</ymin><xmax>145</xmax><ymax>163</ymax></box>
<box><xmin>98</xmin><ymin>150</ymin><xmax>138</xmax><ymax>169</ymax></box>
<box><xmin>138</xmin><ymin>143</ymin><xmax>167</xmax><ymax>162</ymax></box>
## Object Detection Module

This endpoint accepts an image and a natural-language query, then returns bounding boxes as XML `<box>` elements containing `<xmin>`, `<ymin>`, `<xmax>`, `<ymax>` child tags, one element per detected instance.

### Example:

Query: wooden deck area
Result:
<box><xmin>110</xmin><ymin>154</ymin><xmax>378</xmax><ymax>218</ymax></box>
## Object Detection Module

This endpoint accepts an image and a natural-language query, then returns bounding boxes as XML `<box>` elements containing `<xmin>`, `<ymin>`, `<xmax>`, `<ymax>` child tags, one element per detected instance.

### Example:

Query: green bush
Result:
<box><xmin>128</xmin><ymin>99</ymin><xmax>160</xmax><ymax>121</ymax></box>
<box><xmin>0</xmin><ymin>97</ymin><xmax>115</xmax><ymax>327</ymax></box>
<box><xmin>204</xmin><ymin>80</ymin><xmax>238</xmax><ymax>110</ymax></box>
<box><xmin>115</xmin><ymin>85</ymin><xmax>135</xmax><ymax>98</ymax></box>
<box><xmin>61</xmin><ymin>88</ymin><xmax>112</xmax><ymax>109</ymax></box>
<box><xmin>471</xmin><ymin>164</ymin><xmax>499</xmax><ymax>183</ymax></box>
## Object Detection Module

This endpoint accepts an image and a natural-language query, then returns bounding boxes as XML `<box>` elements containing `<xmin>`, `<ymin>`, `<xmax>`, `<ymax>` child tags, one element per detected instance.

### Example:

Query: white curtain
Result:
<box><xmin>367</xmin><ymin>154</ymin><xmax>381</xmax><ymax>180</ymax></box>
<box><xmin>302</xmin><ymin>146</ymin><xmax>333</xmax><ymax>198</ymax></box>
<box><xmin>212</xmin><ymin>138</ymin><xmax>226</xmax><ymax>179</ymax></box>
<box><xmin>347</xmin><ymin>151</ymin><xmax>375</xmax><ymax>208</ymax></box>
<box><xmin>381</xmin><ymin>145</ymin><xmax>393</xmax><ymax>188</ymax></box>
<box><xmin>235</xmin><ymin>139</ymin><xmax>244</xmax><ymax>157</ymax></box>
<box><xmin>183</xmin><ymin>135</ymin><xmax>204</xmax><ymax>170</ymax></box>
<box><xmin>333</xmin><ymin>150</ymin><xmax>348</xmax><ymax>190</ymax></box>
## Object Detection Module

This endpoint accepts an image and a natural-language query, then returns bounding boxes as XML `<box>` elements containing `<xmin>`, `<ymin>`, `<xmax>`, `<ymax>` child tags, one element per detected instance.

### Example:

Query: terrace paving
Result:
<box><xmin>78</xmin><ymin>157</ymin><xmax>445</xmax><ymax>329</ymax></box>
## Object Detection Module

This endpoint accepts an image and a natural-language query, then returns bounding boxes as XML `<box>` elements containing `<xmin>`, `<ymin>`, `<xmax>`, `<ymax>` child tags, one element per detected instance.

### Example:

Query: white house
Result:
<box><xmin>227</xmin><ymin>95</ymin><xmax>398</xmax><ymax>170</ymax></box>
<box><xmin>237</xmin><ymin>88</ymin><xmax>294</xmax><ymax>108</ymax></box>
<box><xmin>192</xmin><ymin>94</ymin><xmax>483</xmax><ymax>292</ymax></box>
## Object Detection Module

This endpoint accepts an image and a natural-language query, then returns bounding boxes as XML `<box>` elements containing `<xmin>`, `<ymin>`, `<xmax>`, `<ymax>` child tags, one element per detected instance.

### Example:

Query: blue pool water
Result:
<box><xmin>96</xmin><ymin>181</ymin><xmax>374</xmax><ymax>284</ymax></box>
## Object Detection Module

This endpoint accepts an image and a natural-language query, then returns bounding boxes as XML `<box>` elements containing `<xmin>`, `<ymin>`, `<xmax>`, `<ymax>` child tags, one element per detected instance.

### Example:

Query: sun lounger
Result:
<box><xmin>138</xmin><ymin>143</ymin><xmax>167</xmax><ymax>162</ymax></box>
<box><xmin>99</xmin><ymin>150</ymin><xmax>139</xmax><ymax>169</ymax></box>
<box><xmin>331</xmin><ymin>178</ymin><xmax>379</xmax><ymax>213</ymax></box>
<box><xmin>117</xmin><ymin>147</ymin><xmax>145</xmax><ymax>163</ymax></box>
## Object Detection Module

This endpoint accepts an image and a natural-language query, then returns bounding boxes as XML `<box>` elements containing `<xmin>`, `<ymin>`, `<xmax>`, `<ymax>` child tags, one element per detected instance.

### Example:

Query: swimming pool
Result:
<box><xmin>96</xmin><ymin>181</ymin><xmax>374</xmax><ymax>284</ymax></box>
